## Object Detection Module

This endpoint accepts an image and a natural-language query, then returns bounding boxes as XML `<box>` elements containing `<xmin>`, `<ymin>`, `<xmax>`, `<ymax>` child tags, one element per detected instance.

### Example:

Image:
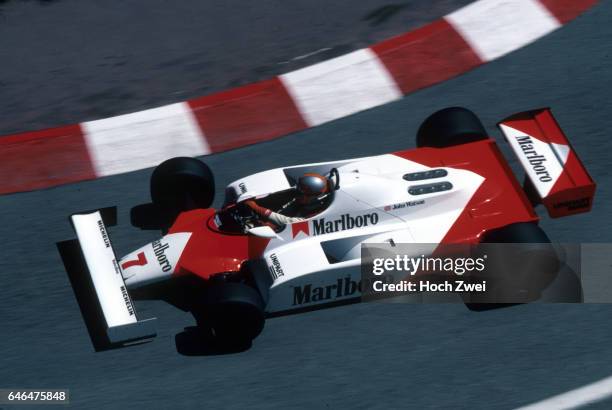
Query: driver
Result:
<box><xmin>244</xmin><ymin>173</ymin><xmax>331</xmax><ymax>227</ymax></box>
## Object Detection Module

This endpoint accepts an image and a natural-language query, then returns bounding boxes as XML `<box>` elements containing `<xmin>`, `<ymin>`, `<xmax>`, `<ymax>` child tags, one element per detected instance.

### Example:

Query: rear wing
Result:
<box><xmin>498</xmin><ymin>108</ymin><xmax>595</xmax><ymax>218</ymax></box>
<box><xmin>69</xmin><ymin>211</ymin><xmax>157</xmax><ymax>348</ymax></box>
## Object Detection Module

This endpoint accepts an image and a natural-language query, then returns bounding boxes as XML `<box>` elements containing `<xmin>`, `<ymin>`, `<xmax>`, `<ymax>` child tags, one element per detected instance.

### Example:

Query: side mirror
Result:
<box><xmin>247</xmin><ymin>226</ymin><xmax>279</xmax><ymax>239</ymax></box>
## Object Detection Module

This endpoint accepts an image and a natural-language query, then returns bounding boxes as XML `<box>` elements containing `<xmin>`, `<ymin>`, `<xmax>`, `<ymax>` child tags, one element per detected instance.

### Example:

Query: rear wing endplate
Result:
<box><xmin>70</xmin><ymin>211</ymin><xmax>157</xmax><ymax>347</ymax></box>
<box><xmin>498</xmin><ymin>108</ymin><xmax>595</xmax><ymax>218</ymax></box>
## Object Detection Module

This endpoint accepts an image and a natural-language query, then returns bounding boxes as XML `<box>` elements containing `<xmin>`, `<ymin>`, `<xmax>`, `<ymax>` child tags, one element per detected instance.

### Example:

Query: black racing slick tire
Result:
<box><xmin>480</xmin><ymin>222</ymin><xmax>552</xmax><ymax>244</ymax></box>
<box><xmin>150</xmin><ymin>157</ymin><xmax>215</xmax><ymax>213</ymax></box>
<box><xmin>416</xmin><ymin>107</ymin><xmax>488</xmax><ymax>148</ymax></box>
<box><xmin>465</xmin><ymin>223</ymin><xmax>560</xmax><ymax>310</ymax></box>
<box><xmin>193</xmin><ymin>282</ymin><xmax>266</xmax><ymax>345</ymax></box>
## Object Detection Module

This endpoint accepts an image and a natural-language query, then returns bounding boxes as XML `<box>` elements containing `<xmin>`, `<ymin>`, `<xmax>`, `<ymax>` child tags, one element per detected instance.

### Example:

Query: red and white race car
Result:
<box><xmin>63</xmin><ymin>107</ymin><xmax>595</xmax><ymax>350</ymax></box>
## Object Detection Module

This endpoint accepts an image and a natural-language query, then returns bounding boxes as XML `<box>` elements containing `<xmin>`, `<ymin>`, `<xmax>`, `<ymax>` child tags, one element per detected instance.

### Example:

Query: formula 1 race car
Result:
<box><xmin>61</xmin><ymin>107</ymin><xmax>595</xmax><ymax>350</ymax></box>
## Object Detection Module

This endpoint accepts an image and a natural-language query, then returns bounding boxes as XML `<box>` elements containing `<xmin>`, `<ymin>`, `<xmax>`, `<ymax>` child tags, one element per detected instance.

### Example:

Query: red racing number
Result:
<box><xmin>121</xmin><ymin>252</ymin><xmax>147</xmax><ymax>270</ymax></box>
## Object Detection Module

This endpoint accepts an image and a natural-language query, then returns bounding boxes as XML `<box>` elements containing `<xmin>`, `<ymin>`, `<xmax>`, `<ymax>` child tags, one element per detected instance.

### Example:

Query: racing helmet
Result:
<box><xmin>296</xmin><ymin>173</ymin><xmax>331</xmax><ymax>206</ymax></box>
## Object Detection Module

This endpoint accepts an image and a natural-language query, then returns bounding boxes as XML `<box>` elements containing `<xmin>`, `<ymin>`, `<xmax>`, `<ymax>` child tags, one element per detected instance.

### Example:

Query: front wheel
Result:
<box><xmin>192</xmin><ymin>282</ymin><xmax>266</xmax><ymax>345</ymax></box>
<box><xmin>150</xmin><ymin>157</ymin><xmax>215</xmax><ymax>216</ymax></box>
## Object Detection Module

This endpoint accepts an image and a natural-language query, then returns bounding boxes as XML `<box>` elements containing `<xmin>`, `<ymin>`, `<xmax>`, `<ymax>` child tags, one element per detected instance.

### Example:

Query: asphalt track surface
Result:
<box><xmin>1</xmin><ymin>2</ymin><xmax>612</xmax><ymax>410</ymax></box>
<box><xmin>0</xmin><ymin>0</ymin><xmax>472</xmax><ymax>134</ymax></box>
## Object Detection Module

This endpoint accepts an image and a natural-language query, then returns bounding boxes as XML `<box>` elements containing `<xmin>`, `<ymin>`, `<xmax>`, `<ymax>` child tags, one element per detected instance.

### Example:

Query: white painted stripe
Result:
<box><xmin>515</xmin><ymin>375</ymin><xmax>612</xmax><ymax>410</ymax></box>
<box><xmin>82</xmin><ymin>102</ymin><xmax>210</xmax><ymax>177</ymax></box>
<box><xmin>279</xmin><ymin>48</ymin><xmax>402</xmax><ymax>127</ymax></box>
<box><xmin>445</xmin><ymin>0</ymin><xmax>561</xmax><ymax>62</ymax></box>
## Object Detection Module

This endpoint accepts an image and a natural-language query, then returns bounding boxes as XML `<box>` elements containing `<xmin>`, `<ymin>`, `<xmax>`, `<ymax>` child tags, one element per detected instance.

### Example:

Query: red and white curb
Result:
<box><xmin>515</xmin><ymin>374</ymin><xmax>612</xmax><ymax>409</ymax></box>
<box><xmin>0</xmin><ymin>0</ymin><xmax>596</xmax><ymax>195</ymax></box>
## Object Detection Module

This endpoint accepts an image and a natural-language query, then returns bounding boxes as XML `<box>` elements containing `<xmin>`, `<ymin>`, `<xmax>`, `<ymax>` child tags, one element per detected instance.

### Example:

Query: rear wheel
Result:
<box><xmin>466</xmin><ymin>223</ymin><xmax>559</xmax><ymax>310</ymax></box>
<box><xmin>481</xmin><ymin>222</ymin><xmax>551</xmax><ymax>243</ymax></box>
<box><xmin>417</xmin><ymin>107</ymin><xmax>488</xmax><ymax>148</ymax></box>
<box><xmin>150</xmin><ymin>157</ymin><xmax>215</xmax><ymax>217</ymax></box>
<box><xmin>192</xmin><ymin>282</ymin><xmax>266</xmax><ymax>345</ymax></box>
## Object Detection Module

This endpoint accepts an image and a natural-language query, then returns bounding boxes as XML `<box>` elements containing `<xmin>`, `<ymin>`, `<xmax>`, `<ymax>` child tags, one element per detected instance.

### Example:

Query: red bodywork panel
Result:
<box><xmin>395</xmin><ymin>139</ymin><xmax>538</xmax><ymax>244</ymax></box>
<box><xmin>168</xmin><ymin>209</ymin><xmax>270</xmax><ymax>280</ymax></box>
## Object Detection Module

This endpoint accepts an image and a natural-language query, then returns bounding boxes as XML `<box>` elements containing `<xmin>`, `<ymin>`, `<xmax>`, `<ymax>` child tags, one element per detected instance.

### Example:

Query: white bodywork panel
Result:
<box><xmin>120</xmin><ymin>232</ymin><xmax>192</xmax><ymax>289</ymax></box>
<box><xmin>230</xmin><ymin>154</ymin><xmax>485</xmax><ymax>314</ymax></box>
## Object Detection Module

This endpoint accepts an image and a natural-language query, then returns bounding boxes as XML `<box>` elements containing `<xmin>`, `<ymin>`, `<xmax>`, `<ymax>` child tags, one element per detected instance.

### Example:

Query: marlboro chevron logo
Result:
<box><xmin>291</xmin><ymin>213</ymin><xmax>380</xmax><ymax>238</ymax></box>
<box><xmin>291</xmin><ymin>221</ymin><xmax>310</xmax><ymax>238</ymax></box>
<box><xmin>516</xmin><ymin>135</ymin><xmax>553</xmax><ymax>182</ymax></box>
